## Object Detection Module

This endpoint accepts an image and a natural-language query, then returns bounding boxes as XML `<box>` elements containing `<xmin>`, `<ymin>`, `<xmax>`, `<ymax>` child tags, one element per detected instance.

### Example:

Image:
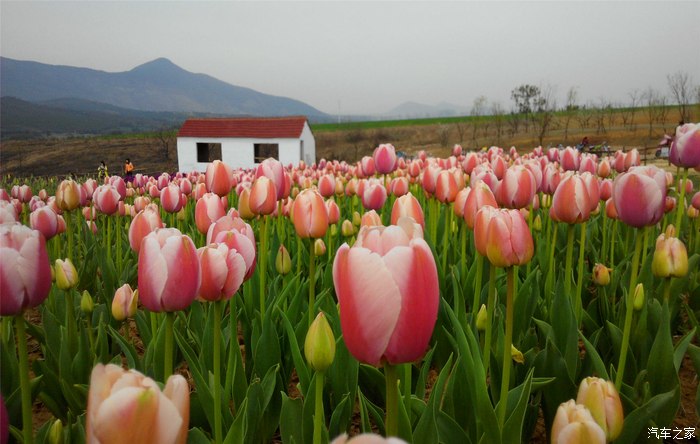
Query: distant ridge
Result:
<box><xmin>0</xmin><ymin>57</ymin><xmax>330</xmax><ymax>119</ymax></box>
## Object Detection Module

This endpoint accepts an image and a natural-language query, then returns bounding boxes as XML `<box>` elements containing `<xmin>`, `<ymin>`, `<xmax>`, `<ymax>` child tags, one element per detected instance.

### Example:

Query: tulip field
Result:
<box><xmin>1</xmin><ymin>124</ymin><xmax>700</xmax><ymax>444</ymax></box>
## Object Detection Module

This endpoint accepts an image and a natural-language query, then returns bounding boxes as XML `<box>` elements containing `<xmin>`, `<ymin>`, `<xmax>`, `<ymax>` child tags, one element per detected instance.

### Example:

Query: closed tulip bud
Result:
<box><xmin>511</xmin><ymin>344</ymin><xmax>524</xmax><ymax>364</ymax></box>
<box><xmin>633</xmin><ymin>283</ymin><xmax>645</xmax><ymax>311</ymax></box>
<box><xmin>550</xmin><ymin>174</ymin><xmax>591</xmax><ymax>224</ymax></box>
<box><xmin>276</xmin><ymin>245</ymin><xmax>292</xmax><ymax>275</ymax></box>
<box><xmin>112</xmin><ymin>284</ymin><xmax>138</xmax><ymax>321</ymax></box>
<box><xmin>93</xmin><ymin>185</ymin><xmax>122</xmax><ymax>215</ymax></box>
<box><xmin>352</xmin><ymin>211</ymin><xmax>362</xmax><ymax>227</ymax></box>
<box><xmin>48</xmin><ymin>419</ymin><xmax>63</xmax><ymax>444</ymax></box>
<box><xmin>249</xmin><ymin>176</ymin><xmax>277</xmax><ymax>215</ymax></box>
<box><xmin>484</xmin><ymin>209</ymin><xmax>534</xmax><ymax>267</ymax></box>
<box><xmin>86</xmin><ymin>364</ymin><xmax>189</xmax><ymax>444</ymax></box>
<box><xmin>314</xmin><ymin>238</ymin><xmax>327</xmax><ymax>256</ymax></box>
<box><xmin>55</xmin><ymin>179</ymin><xmax>80</xmax><ymax>211</ymax></box>
<box><xmin>81</xmin><ymin>290</ymin><xmax>94</xmax><ymax>314</ymax></box>
<box><xmin>304</xmin><ymin>312</ymin><xmax>336</xmax><ymax>372</ymax></box>
<box><xmin>613</xmin><ymin>166</ymin><xmax>666</xmax><ymax>228</ymax></box>
<box><xmin>195</xmin><ymin>192</ymin><xmax>226</xmax><ymax>234</ymax></box>
<box><xmin>475</xmin><ymin>304</ymin><xmax>487</xmax><ymax>331</ymax></box>
<box><xmin>55</xmin><ymin>258</ymin><xmax>78</xmax><ymax>290</ymax></box>
<box><xmin>373</xmin><ymin>143</ymin><xmax>398</xmax><ymax>175</ymax></box>
<box><xmin>128</xmin><ymin>206</ymin><xmax>163</xmax><ymax>253</ymax></box>
<box><xmin>551</xmin><ymin>400</ymin><xmax>606</xmax><ymax>444</ymax></box>
<box><xmin>533</xmin><ymin>214</ymin><xmax>542</xmax><ymax>232</ymax></box>
<box><xmin>540</xmin><ymin>193</ymin><xmax>552</xmax><ymax>209</ymax></box>
<box><xmin>669</xmin><ymin>123</ymin><xmax>700</xmax><ymax>168</ymax></box>
<box><xmin>651</xmin><ymin>232</ymin><xmax>688</xmax><ymax>278</ymax></box>
<box><xmin>292</xmin><ymin>189</ymin><xmax>329</xmax><ymax>238</ymax></box>
<box><xmin>360</xmin><ymin>210</ymin><xmax>383</xmax><ymax>228</ymax></box>
<box><xmin>341</xmin><ymin>219</ymin><xmax>355</xmax><ymax>237</ymax></box>
<box><xmin>576</xmin><ymin>377</ymin><xmax>624</xmax><ymax>441</ymax></box>
<box><xmin>390</xmin><ymin>192</ymin><xmax>425</xmax><ymax>228</ymax></box>
<box><xmin>688</xmin><ymin>206</ymin><xmax>700</xmax><ymax>219</ymax></box>
<box><xmin>205</xmin><ymin>159</ymin><xmax>233</xmax><ymax>197</ymax></box>
<box><xmin>592</xmin><ymin>264</ymin><xmax>611</xmax><ymax>286</ymax></box>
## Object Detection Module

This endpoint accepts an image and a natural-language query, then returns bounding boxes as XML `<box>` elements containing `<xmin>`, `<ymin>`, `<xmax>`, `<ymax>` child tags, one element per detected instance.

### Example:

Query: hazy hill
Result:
<box><xmin>385</xmin><ymin>101</ymin><xmax>470</xmax><ymax>119</ymax></box>
<box><xmin>0</xmin><ymin>57</ymin><xmax>330</xmax><ymax>119</ymax></box>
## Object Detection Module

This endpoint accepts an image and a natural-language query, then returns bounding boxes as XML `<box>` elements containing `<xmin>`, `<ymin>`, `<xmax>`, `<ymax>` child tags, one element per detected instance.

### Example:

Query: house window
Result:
<box><xmin>197</xmin><ymin>143</ymin><xmax>222</xmax><ymax>162</ymax></box>
<box><xmin>254</xmin><ymin>143</ymin><xmax>279</xmax><ymax>162</ymax></box>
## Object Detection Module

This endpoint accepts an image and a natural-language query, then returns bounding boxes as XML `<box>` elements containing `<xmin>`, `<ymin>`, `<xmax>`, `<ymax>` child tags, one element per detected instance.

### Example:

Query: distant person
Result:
<box><xmin>124</xmin><ymin>158</ymin><xmax>134</xmax><ymax>182</ymax></box>
<box><xmin>97</xmin><ymin>160</ymin><xmax>109</xmax><ymax>181</ymax></box>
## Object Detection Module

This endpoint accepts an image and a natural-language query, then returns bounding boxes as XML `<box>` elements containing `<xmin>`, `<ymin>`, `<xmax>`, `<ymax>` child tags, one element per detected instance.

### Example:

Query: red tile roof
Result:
<box><xmin>177</xmin><ymin>116</ymin><xmax>308</xmax><ymax>138</ymax></box>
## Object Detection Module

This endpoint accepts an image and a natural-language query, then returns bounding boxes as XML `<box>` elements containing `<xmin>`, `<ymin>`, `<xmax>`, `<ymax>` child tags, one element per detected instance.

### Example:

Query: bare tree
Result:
<box><xmin>643</xmin><ymin>87</ymin><xmax>660</xmax><ymax>138</ymax></box>
<box><xmin>576</xmin><ymin>105</ymin><xmax>594</xmax><ymax>136</ymax></box>
<box><xmin>594</xmin><ymin>98</ymin><xmax>608</xmax><ymax>135</ymax></box>
<box><xmin>563</xmin><ymin>86</ymin><xmax>578</xmax><ymax>144</ymax></box>
<box><xmin>454</xmin><ymin>120</ymin><xmax>467</xmax><ymax>144</ymax></box>
<box><xmin>532</xmin><ymin>84</ymin><xmax>557</xmax><ymax>147</ymax></box>
<box><xmin>471</xmin><ymin>96</ymin><xmax>488</xmax><ymax>117</ymax></box>
<box><xmin>655</xmin><ymin>94</ymin><xmax>670</xmax><ymax>133</ymax></box>
<box><xmin>155</xmin><ymin>126</ymin><xmax>173</xmax><ymax>160</ymax></box>
<box><xmin>621</xmin><ymin>89</ymin><xmax>640</xmax><ymax>131</ymax></box>
<box><xmin>667</xmin><ymin>71</ymin><xmax>693</xmax><ymax>122</ymax></box>
<box><xmin>438</xmin><ymin>125</ymin><xmax>451</xmax><ymax>147</ymax></box>
<box><xmin>491</xmin><ymin>102</ymin><xmax>505</xmax><ymax>144</ymax></box>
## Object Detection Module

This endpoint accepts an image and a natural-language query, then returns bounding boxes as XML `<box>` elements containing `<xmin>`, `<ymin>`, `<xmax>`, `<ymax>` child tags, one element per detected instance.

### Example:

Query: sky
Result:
<box><xmin>1</xmin><ymin>1</ymin><xmax>699</xmax><ymax>116</ymax></box>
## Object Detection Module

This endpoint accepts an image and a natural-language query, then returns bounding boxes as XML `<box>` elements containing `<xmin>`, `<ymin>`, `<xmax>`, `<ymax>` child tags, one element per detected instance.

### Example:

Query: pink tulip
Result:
<box><xmin>491</xmin><ymin>156</ymin><xmax>507</xmax><ymax>180</ymax></box>
<box><xmin>361</xmin><ymin>181</ymin><xmax>388</xmax><ymax>211</ymax></box>
<box><xmin>30</xmin><ymin>206</ymin><xmax>61</xmax><ymax>241</ymax></box>
<box><xmin>390</xmin><ymin>193</ymin><xmax>424</xmax><ymax>228</ymax></box>
<box><xmin>205</xmin><ymin>160</ymin><xmax>233</xmax><ymax>197</ymax></box>
<box><xmin>550</xmin><ymin>174</ymin><xmax>592</xmax><ymax>224</ymax></box>
<box><xmin>17</xmin><ymin>185</ymin><xmax>32</xmax><ymax>204</ymax></box>
<box><xmin>373</xmin><ymin>143</ymin><xmax>398</xmax><ymax>175</ymax></box>
<box><xmin>93</xmin><ymin>185</ymin><xmax>121</xmax><ymax>215</ymax></box>
<box><xmin>326</xmin><ymin>199</ymin><xmax>340</xmax><ymax>225</ymax></box>
<box><xmin>598</xmin><ymin>159</ymin><xmax>611</xmax><ymax>178</ymax></box>
<box><xmin>453</xmin><ymin>187</ymin><xmax>471</xmax><ymax>218</ymax></box>
<box><xmin>160</xmin><ymin>184</ymin><xmax>183</xmax><ymax>214</ymax></box>
<box><xmin>361</xmin><ymin>210</ymin><xmax>383</xmax><ymax>227</ymax></box>
<box><xmin>318</xmin><ymin>175</ymin><xmax>336</xmax><ymax>198</ymax></box>
<box><xmin>389</xmin><ymin>177</ymin><xmax>409</xmax><ymax>197</ymax></box>
<box><xmin>86</xmin><ymin>363</ymin><xmax>189</xmax><ymax>444</ymax></box>
<box><xmin>463</xmin><ymin>182</ymin><xmax>498</xmax><ymax>229</ymax></box>
<box><xmin>332</xmin><ymin>433</ymin><xmax>407</xmax><ymax>444</ymax></box>
<box><xmin>624</xmin><ymin>149</ymin><xmax>640</xmax><ymax>171</ymax></box>
<box><xmin>197</xmin><ymin>243</ymin><xmax>246</xmax><ymax>301</ymax></box>
<box><xmin>0</xmin><ymin>201</ymin><xmax>17</xmax><ymax>224</ymax></box>
<box><xmin>462</xmin><ymin>152</ymin><xmax>480</xmax><ymax>175</ymax></box>
<box><xmin>579</xmin><ymin>155</ymin><xmax>597</xmax><ymax>175</ymax></box>
<box><xmin>195</xmin><ymin>192</ymin><xmax>226</xmax><ymax>234</ymax></box>
<box><xmin>0</xmin><ymin>188</ymin><xmax>9</xmax><ymax>202</ymax></box>
<box><xmin>108</xmin><ymin>176</ymin><xmax>127</xmax><ymax>200</ymax></box>
<box><xmin>483</xmin><ymin>209</ymin><xmax>534</xmax><ymax>267</ymax></box>
<box><xmin>691</xmin><ymin>191</ymin><xmax>700</xmax><ymax>210</ymax></box>
<box><xmin>292</xmin><ymin>189</ymin><xmax>329</xmax><ymax>238</ymax></box>
<box><xmin>599</xmin><ymin>179</ymin><xmax>613</xmax><ymax>201</ymax></box>
<box><xmin>473</xmin><ymin>206</ymin><xmax>499</xmax><ymax>257</ymax></box>
<box><xmin>0</xmin><ymin>224</ymin><xmax>52</xmax><ymax>316</ymax></box>
<box><xmin>360</xmin><ymin>156</ymin><xmax>376</xmax><ymax>177</ymax></box>
<box><xmin>249</xmin><ymin>177</ymin><xmax>277</xmax><ymax>216</ymax></box>
<box><xmin>670</xmin><ymin>123</ymin><xmax>700</xmax><ymax>168</ymax></box>
<box><xmin>435</xmin><ymin>170</ymin><xmax>458</xmax><ymax>204</ymax></box>
<box><xmin>138</xmin><ymin>228</ymin><xmax>200</xmax><ymax>312</ymax></box>
<box><xmin>112</xmin><ymin>283</ymin><xmax>138</xmax><ymax>321</ymax></box>
<box><xmin>333</xmin><ymin>218</ymin><xmax>438</xmax><ymax>366</ymax></box>
<box><xmin>255</xmin><ymin>158</ymin><xmax>285</xmax><ymax>199</ymax></box>
<box><xmin>128</xmin><ymin>205</ymin><xmax>164</xmax><ymax>253</ymax></box>
<box><xmin>613</xmin><ymin>166</ymin><xmax>666</xmax><ymax>228</ymax></box>
<box><xmin>498</xmin><ymin>165</ymin><xmax>536</xmax><ymax>209</ymax></box>
<box><xmin>213</xmin><ymin>226</ymin><xmax>257</xmax><ymax>281</ymax></box>
<box><xmin>421</xmin><ymin>164</ymin><xmax>441</xmax><ymax>195</ymax></box>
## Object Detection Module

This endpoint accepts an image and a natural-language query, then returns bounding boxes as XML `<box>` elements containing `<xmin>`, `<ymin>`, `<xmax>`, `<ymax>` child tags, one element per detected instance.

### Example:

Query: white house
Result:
<box><xmin>176</xmin><ymin>116</ymin><xmax>316</xmax><ymax>172</ymax></box>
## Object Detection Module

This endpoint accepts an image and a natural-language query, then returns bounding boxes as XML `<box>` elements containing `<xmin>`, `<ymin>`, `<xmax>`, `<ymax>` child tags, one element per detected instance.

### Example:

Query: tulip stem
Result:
<box><xmin>441</xmin><ymin>205</ymin><xmax>452</xmax><ymax>274</ymax></box>
<box><xmin>609</xmin><ymin>220</ymin><xmax>618</xmax><ymax>267</ymax></box>
<box><xmin>65</xmin><ymin>289</ymin><xmax>78</xmax><ymax>356</ymax></box>
<box><xmin>260</xmin><ymin>215</ymin><xmax>270</xmax><ymax>318</ymax></box>
<box><xmin>564</xmin><ymin>224</ymin><xmax>576</xmax><ymax>299</ymax></box>
<box><xmin>483</xmin><ymin>264</ymin><xmax>497</xmax><ymax>377</ymax></box>
<box><xmin>164</xmin><ymin>311</ymin><xmax>175</xmax><ymax>380</ymax></box>
<box><xmin>384</xmin><ymin>363</ymin><xmax>399</xmax><ymax>438</ymax></box>
<box><xmin>66</xmin><ymin>209</ymin><xmax>73</xmax><ymax>261</ymax></box>
<box><xmin>313</xmin><ymin>371</ymin><xmax>325</xmax><ymax>444</ymax></box>
<box><xmin>403</xmin><ymin>364</ymin><xmax>411</xmax><ymax>420</ymax></box>
<box><xmin>106</xmin><ymin>214</ymin><xmax>112</xmax><ymax>261</ymax></box>
<box><xmin>674</xmin><ymin>167</ymin><xmax>689</xmax><ymax>234</ymax></box>
<box><xmin>473</xmin><ymin>253</ymin><xmax>484</xmax><ymax>323</ymax></box>
<box><xmin>497</xmin><ymin>267</ymin><xmax>515</xmax><ymax>428</ymax></box>
<box><xmin>615</xmin><ymin>227</ymin><xmax>644</xmax><ymax>390</ymax></box>
<box><xmin>15</xmin><ymin>313</ymin><xmax>33</xmax><ymax>444</ymax></box>
<box><xmin>545</xmin><ymin>221</ymin><xmax>558</xmax><ymax>303</ymax></box>
<box><xmin>574</xmin><ymin>222</ymin><xmax>587</xmax><ymax>325</ymax></box>
<box><xmin>213</xmin><ymin>301</ymin><xmax>223</xmax><ymax>444</ymax></box>
<box><xmin>460</xmin><ymin>223</ymin><xmax>467</xmax><ymax>279</ymax></box>
<box><xmin>308</xmin><ymin>241</ymin><xmax>317</xmax><ymax>328</ymax></box>
<box><xmin>663</xmin><ymin>278</ymin><xmax>672</xmax><ymax>305</ymax></box>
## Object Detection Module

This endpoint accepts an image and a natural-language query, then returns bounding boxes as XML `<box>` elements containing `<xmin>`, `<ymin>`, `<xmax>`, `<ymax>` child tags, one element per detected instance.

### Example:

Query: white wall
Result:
<box><xmin>176</xmin><ymin>132</ymin><xmax>317</xmax><ymax>173</ymax></box>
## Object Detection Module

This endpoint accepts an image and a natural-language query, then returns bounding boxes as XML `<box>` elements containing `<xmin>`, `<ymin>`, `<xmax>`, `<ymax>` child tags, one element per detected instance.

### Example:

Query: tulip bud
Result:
<box><xmin>48</xmin><ymin>419</ymin><xmax>63</xmax><ymax>444</ymax></box>
<box><xmin>112</xmin><ymin>284</ymin><xmax>138</xmax><ymax>321</ymax></box>
<box><xmin>314</xmin><ymin>238</ymin><xmax>327</xmax><ymax>256</ymax></box>
<box><xmin>633</xmin><ymin>283</ymin><xmax>644</xmax><ymax>311</ymax></box>
<box><xmin>532</xmin><ymin>214</ymin><xmax>542</xmax><ymax>232</ymax></box>
<box><xmin>576</xmin><ymin>377</ymin><xmax>624</xmax><ymax>441</ymax></box>
<box><xmin>330</xmin><ymin>223</ymin><xmax>338</xmax><ymax>237</ymax></box>
<box><xmin>511</xmin><ymin>344</ymin><xmax>524</xmax><ymax>364</ymax></box>
<box><xmin>551</xmin><ymin>400</ymin><xmax>606</xmax><ymax>444</ymax></box>
<box><xmin>341</xmin><ymin>219</ymin><xmax>355</xmax><ymax>237</ymax></box>
<box><xmin>55</xmin><ymin>258</ymin><xmax>78</xmax><ymax>290</ymax></box>
<box><xmin>651</xmin><ymin>233</ymin><xmax>688</xmax><ymax>278</ymax></box>
<box><xmin>81</xmin><ymin>290</ymin><xmax>94</xmax><ymax>314</ymax></box>
<box><xmin>304</xmin><ymin>312</ymin><xmax>336</xmax><ymax>372</ymax></box>
<box><xmin>276</xmin><ymin>245</ymin><xmax>291</xmax><ymax>275</ymax></box>
<box><xmin>352</xmin><ymin>211</ymin><xmax>361</xmax><ymax>227</ymax></box>
<box><xmin>592</xmin><ymin>264</ymin><xmax>611</xmax><ymax>286</ymax></box>
<box><xmin>476</xmin><ymin>304</ymin><xmax>487</xmax><ymax>331</ymax></box>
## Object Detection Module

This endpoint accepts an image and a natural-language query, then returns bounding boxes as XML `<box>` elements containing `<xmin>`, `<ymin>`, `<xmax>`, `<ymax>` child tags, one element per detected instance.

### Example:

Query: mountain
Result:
<box><xmin>0</xmin><ymin>96</ymin><xmax>196</xmax><ymax>139</ymax></box>
<box><xmin>0</xmin><ymin>57</ymin><xmax>329</xmax><ymax>119</ymax></box>
<box><xmin>384</xmin><ymin>101</ymin><xmax>470</xmax><ymax>119</ymax></box>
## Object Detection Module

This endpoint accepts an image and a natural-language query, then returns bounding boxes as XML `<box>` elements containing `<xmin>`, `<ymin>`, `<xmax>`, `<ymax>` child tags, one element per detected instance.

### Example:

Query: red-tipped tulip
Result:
<box><xmin>205</xmin><ymin>160</ymin><xmax>233</xmax><ymax>197</ymax></box>
<box><xmin>249</xmin><ymin>177</ymin><xmax>277</xmax><ymax>215</ymax></box>
<box><xmin>550</xmin><ymin>174</ymin><xmax>591</xmax><ymax>224</ymax></box>
<box><xmin>483</xmin><ymin>209</ymin><xmax>534</xmax><ymax>267</ymax></box>
<box><xmin>195</xmin><ymin>192</ymin><xmax>226</xmax><ymax>234</ymax></box>
<box><xmin>128</xmin><ymin>205</ymin><xmax>164</xmax><ymax>253</ymax></box>
<box><xmin>612</xmin><ymin>166</ymin><xmax>666</xmax><ymax>228</ymax></box>
<box><xmin>390</xmin><ymin>193</ymin><xmax>424</xmax><ymax>228</ymax></box>
<box><xmin>292</xmin><ymin>189</ymin><xmax>329</xmax><ymax>238</ymax></box>
<box><xmin>197</xmin><ymin>243</ymin><xmax>246</xmax><ymax>302</ymax></box>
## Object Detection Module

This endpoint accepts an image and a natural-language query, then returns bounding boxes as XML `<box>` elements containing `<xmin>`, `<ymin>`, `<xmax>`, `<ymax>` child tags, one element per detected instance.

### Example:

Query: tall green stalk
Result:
<box><xmin>473</xmin><ymin>253</ymin><xmax>484</xmax><ymax>323</ymax></box>
<box><xmin>313</xmin><ymin>372</ymin><xmax>325</xmax><ymax>444</ymax></box>
<box><xmin>483</xmin><ymin>264</ymin><xmax>497</xmax><ymax>376</ymax></box>
<box><xmin>674</xmin><ymin>167</ymin><xmax>689</xmax><ymax>234</ymax></box>
<box><xmin>545</xmin><ymin>222</ymin><xmax>558</xmax><ymax>302</ymax></box>
<box><xmin>497</xmin><ymin>267</ymin><xmax>516</xmax><ymax>428</ymax></box>
<box><xmin>259</xmin><ymin>215</ymin><xmax>270</xmax><ymax>318</ymax></box>
<box><xmin>213</xmin><ymin>301</ymin><xmax>223</xmax><ymax>444</ymax></box>
<box><xmin>384</xmin><ymin>363</ymin><xmax>399</xmax><ymax>438</ymax></box>
<box><xmin>615</xmin><ymin>227</ymin><xmax>644</xmax><ymax>389</ymax></box>
<box><xmin>164</xmin><ymin>311</ymin><xmax>175</xmax><ymax>380</ymax></box>
<box><xmin>609</xmin><ymin>220</ymin><xmax>618</xmax><ymax>266</ymax></box>
<box><xmin>574</xmin><ymin>222</ymin><xmax>587</xmax><ymax>324</ymax></box>
<box><xmin>15</xmin><ymin>314</ymin><xmax>33</xmax><ymax>444</ymax></box>
<box><xmin>564</xmin><ymin>224</ymin><xmax>576</xmax><ymax>297</ymax></box>
<box><xmin>308</xmin><ymin>241</ymin><xmax>317</xmax><ymax>327</ymax></box>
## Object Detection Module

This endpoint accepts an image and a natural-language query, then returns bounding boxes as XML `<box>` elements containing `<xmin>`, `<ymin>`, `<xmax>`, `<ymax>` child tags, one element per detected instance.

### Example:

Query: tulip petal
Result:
<box><xmin>382</xmin><ymin>239</ymin><xmax>439</xmax><ymax>364</ymax></box>
<box><xmin>0</xmin><ymin>248</ymin><xmax>24</xmax><ymax>315</ymax></box>
<box><xmin>92</xmin><ymin>387</ymin><xmax>158</xmax><ymax>444</ymax></box>
<box><xmin>163</xmin><ymin>375</ymin><xmax>190</xmax><ymax>444</ymax></box>
<box><xmin>333</xmin><ymin>244</ymin><xmax>401</xmax><ymax>366</ymax></box>
<box><xmin>139</xmin><ymin>236</ymin><xmax>169</xmax><ymax>311</ymax></box>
